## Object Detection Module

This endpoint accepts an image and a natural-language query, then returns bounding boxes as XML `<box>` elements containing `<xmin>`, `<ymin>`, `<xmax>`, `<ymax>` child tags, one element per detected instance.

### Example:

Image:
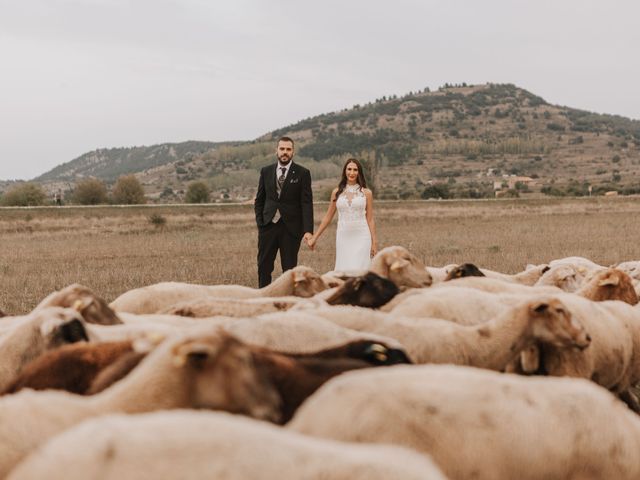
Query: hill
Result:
<box><xmin>19</xmin><ymin>83</ymin><xmax>640</xmax><ymax>202</ymax></box>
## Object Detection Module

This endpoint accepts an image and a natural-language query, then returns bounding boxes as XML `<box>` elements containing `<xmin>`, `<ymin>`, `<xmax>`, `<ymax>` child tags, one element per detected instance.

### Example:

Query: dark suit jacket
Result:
<box><xmin>254</xmin><ymin>162</ymin><xmax>314</xmax><ymax>238</ymax></box>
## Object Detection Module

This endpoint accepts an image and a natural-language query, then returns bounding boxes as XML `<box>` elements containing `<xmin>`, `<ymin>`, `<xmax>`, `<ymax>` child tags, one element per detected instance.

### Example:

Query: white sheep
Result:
<box><xmin>159</xmin><ymin>296</ymin><xmax>308</xmax><ymax>318</ymax></box>
<box><xmin>0</xmin><ymin>330</ymin><xmax>284</xmax><ymax>477</ymax></box>
<box><xmin>511</xmin><ymin>292</ymin><xmax>640</xmax><ymax>409</ymax></box>
<box><xmin>109</xmin><ymin>266</ymin><xmax>328</xmax><ymax>314</ymax></box>
<box><xmin>369</xmin><ymin>245</ymin><xmax>432</xmax><ymax>288</ymax></box>
<box><xmin>432</xmin><ymin>276</ymin><xmax>563</xmax><ymax>295</ymax></box>
<box><xmin>389</xmin><ymin>286</ymin><xmax>515</xmax><ymax>325</ymax></box>
<box><xmin>534</xmin><ymin>263</ymin><xmax>589</xmax><ymax>291</ymax></box>
<box><xmin>226</xmin><ymin>312</ymin><xmax>405</xmax><ymax>354</ymax></box>
<box><xmin>0</xmin><ymin>308</ymin><xmax>88</xmax><ymax>391</ymax></box>
<box><xmin>288</xmin><ymin>364</ymin><xmax>640</xmax><ymax>480</ymax></box>
<box><xmin>479</xmin><ymin>263</ymin><xmax>550</xmax><ymax>285</ymax></box>
<box><xmin>298</xmin><ymin>297</ymin><xmax>590</xmax><ymax>369</ymax></box>
<box><xmin>8</xmin><ymin>410</ymin><xmax>447</xmax><ymax>480</ymax></box>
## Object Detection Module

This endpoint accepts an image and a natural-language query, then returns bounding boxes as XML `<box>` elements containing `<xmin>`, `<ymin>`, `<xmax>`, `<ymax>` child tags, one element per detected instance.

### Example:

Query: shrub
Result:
<box><xmin>185</xmin><ymin>181</ymin><xmax>210</xmax><ymax>204</ymax></box>
<box><xmin>112</xmin><ymin>175</ymin><xmax>146</xmax><ymax>205</ymax></box>
<box><xmin>0</xmin><ymin>183</ymin><xmax>47</xmax><ymax>206</ymax></box>
<box><xmin>148</xmin><ymin>213</ymin><xmax>167</xmax><ymax>228</ymax></box>
<box><xmin>72</xmin><ymin>178</ymin><xmax>108</xmax><ymax>205</ymax></box>
<box><xmin>421</xmin><ymin>184</ymin><xmax>451</xmax><ymax>199</ymax></box>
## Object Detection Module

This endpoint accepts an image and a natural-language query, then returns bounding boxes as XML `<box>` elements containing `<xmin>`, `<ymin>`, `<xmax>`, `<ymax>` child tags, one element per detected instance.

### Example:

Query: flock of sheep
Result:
<box><xmin>1</xmin><ymin>245</ymin><xmax>640</xmax><ymax>479</ymax></box>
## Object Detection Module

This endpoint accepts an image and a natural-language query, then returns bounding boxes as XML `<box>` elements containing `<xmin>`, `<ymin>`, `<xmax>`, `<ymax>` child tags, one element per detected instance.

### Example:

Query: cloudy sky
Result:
<box><xmin>1</xmin><ymin>0</ymin><xmax>638</xmax><ymax>180</ymax></box>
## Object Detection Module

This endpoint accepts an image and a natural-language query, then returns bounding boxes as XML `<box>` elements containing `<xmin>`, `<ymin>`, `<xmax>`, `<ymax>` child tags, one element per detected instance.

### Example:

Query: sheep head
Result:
<box><xmin>535</xmin><ymin>265</ymin><xmax>581</xmax><ymax>292</ymax></box>
<box><xmin>527</xmin><ymin>298</ymin><xmax>590</xmax><ymax>350</ymax></box>
<box><xmin>445</xmin><ymin>263</ymin><xmax>485</xmax><ymax>281</ymax></box>
<box><xmin>346</xmin><ymin>341</ymin><xmax>413</xmax><ymax>366</ymax></box>
<box><xmin>291</xmin><ymin>266</ymin><xmax>329</xmax><ymax>297</ymax></box>
<box><xmin>36</xmin><ymin>284</ymin><xmax>122</xmax><ymax>325</ymax></box>
<box><xmin>171</xmin><ymin>332</ymin><xmax>282</xmax><ymax>423</ymax></box>
<box><xmin>581</xmin><ymin>268</ymin><xmax>639</xmax><ymax>305</ymax></box>
<box><xmin>325</xmin><ymin>272</ymin><xmax>399</xmax><ymax>308</ymax></box>
<box><xmin>370</xmin><ymin>246</ymin><xmax>432</xmax><ymax>289</ymax></box>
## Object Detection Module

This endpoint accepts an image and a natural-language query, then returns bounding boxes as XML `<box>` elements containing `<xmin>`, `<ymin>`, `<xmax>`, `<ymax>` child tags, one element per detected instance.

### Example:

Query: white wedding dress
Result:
<box><xmin>334</xmin><ymin>184</ymin><xmax>372</xmax><ymax>271</ymax></box>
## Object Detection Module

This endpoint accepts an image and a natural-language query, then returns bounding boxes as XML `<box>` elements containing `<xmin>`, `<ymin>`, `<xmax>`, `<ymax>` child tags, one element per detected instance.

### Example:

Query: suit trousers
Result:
<box><xmin>257</xmin><ymin>219</ymin><xmax>301</xmax><ymax>288</ymax></box>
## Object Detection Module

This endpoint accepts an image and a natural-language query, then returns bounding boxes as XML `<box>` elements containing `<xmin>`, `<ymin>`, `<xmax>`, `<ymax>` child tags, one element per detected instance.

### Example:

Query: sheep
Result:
<box><xmin>507</xmin><ymin>292</ymin><xmax>640</xmax><ymax>410</ymax></box>
<box><xmin>5</xmin><ymin>332</ymin><xmax>409</xmax><ymax>424</ymax></box>
<box><xmin>302</xmin><ymin>297</ymin><xmax>590</xmax><ymax>369</ymax></box>
<box><xmin>549</xmin><ymin>255</ymin><xmax>605</xmax><ymax>271</ymax></box>
<box><xmin>425</xmin><ymin>264</ymin><xmax>458</xmax><ymax>284</ymax></box>
<box><xmin>575</xmin><ymin>268</ymin><xmax>639</xmax><ymax>305</ymax></box>
<box><xmin>35</xmin><ymin>283</ymin><xmax>122</xmax><ymax>325</ymax></box>
<box><xmin>615</xmin><ymin>260</ymin><xmax>640</xmax><ymax>298</ymax></box>
<box><xmin>0</xmin><ymin>308</ymin><xmax>89</xmax><ymax>391</ymax></box>
<box><xmin>225</xmin><ymin>312</ymin><xmax>407</xmax><ymax>354</ymax></box>
<box><xmin>479</xmin><ymin>263</ymin><xmax>550</xmax><ymax>285</ymax></box>
<box><xmin>534</xmin><ymin>263</ymin><xmax>587</xmax><ymax>292</ymax></box>
<box><xmin>109</xmin><ymin>265</ymin><xmax>328</xmax><ymax>314</ymax></box>
<box><xmin>369</xmin><ymin>245</ymin><xmax>432</xmax><ymax>289</ymax></box>
<box><xmin>8</xmin><ymin>411</ymin><xmax>447</xmax><ymax>480</ymax></box>
<box><xmin>433</xmin><ymin>276</ymin><xmax>563</xmax><ymax>295</ymax></box>
<box><xmin>159</xmin><ymin>296</ymin><xmax>305</xmax><ymax>318</ymax></box>
<box><xmin>444</xmin><ymin>262</ymin><xmax>485</xmax><ymax>280</ymax></box>
<box><xmin>0</xmin><ymin>330</ymin><xmax>286</xmax><ymax>477</ymax></box>
<box><xmin>325</xmin><ymin>272</ymin><xmax>399</xmax><ymax>308</ymax></box>
<box><xmin>288</xmin><ymin>364</ymin><xmax>640</xmax><ymax>480</ymax></box>
<box><xmin>3</xmin><ymin>340</ymin><xmax>140</xmax><ymax>395</ymax></box>
<box><xmin>616</xmin><ymin>260</ymin><xmax>640</xmax><ymax>282</ymax></box>
<box><xmin>388</xmin><ymin>286</ymin><xmax>514</xmax><ymax>325</ymax></box>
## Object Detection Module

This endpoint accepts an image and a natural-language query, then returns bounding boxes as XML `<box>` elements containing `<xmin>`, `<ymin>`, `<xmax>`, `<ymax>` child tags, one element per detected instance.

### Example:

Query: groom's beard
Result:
<box><xmin>277</xmin><ymin>154</ymin><xmax>292</xmax><ymax>165</ymax></box>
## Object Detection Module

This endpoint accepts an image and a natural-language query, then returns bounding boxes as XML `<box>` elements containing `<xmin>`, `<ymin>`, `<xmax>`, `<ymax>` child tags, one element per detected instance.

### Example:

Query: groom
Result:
<box><xmin>254</xmin><ymin>136</ymin><xmax>314</xmax><ymax>287</ymax></box>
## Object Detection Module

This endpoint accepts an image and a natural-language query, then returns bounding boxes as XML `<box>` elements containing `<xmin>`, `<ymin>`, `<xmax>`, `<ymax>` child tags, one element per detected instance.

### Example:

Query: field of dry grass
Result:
<box><xmin>2</xmin><ymin>196</ymin><xmax>640</xmax><ymax>315</ymax></box>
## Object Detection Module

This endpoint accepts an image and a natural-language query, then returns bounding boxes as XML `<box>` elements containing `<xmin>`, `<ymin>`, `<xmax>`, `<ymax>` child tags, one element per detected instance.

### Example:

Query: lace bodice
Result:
<box><xmin>336</xmin><ymin>184</ymin><xmax>367</xmax><ymax>227</ymax></box>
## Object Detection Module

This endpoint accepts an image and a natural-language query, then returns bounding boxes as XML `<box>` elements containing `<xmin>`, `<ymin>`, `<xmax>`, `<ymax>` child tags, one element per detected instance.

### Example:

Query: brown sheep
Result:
<box><xmin>3</xmin><ymin>341</ymin><xmax>137</xmax><ymax>395</ymax></box>
<box><xmin>445</xmin><ymin>263</ymin><xmax>485</xmax><ymax>281</ymax></box>
<box><xmin>576</xmin><ymin>268</ymin><xmax>639</xmax><ymax>305</ymax></box>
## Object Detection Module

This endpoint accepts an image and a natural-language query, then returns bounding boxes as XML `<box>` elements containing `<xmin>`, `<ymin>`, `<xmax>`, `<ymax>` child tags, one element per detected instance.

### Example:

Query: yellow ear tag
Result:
<box><xmin>72</xmin><ymin>300</ymin><xmax>84</xmax><ymax>312</ymax></box>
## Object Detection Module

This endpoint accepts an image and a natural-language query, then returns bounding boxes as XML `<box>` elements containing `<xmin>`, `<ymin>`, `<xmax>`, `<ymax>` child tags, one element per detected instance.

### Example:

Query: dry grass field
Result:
<box><xmin>2</xmin><ymin>196</ymin><xmax>640</xmax><ymax>315</ymax></box>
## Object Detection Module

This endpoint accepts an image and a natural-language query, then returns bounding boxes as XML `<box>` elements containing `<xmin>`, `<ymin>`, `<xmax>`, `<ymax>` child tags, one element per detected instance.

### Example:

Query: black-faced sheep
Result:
<box><xmin>325</xmin><ymin>272</ymin><xmax>399</xmax><ymax>308</ymax></box>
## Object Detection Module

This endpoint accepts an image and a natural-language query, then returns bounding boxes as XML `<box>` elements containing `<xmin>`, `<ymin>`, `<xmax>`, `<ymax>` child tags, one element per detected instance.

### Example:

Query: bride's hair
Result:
<box><xmin>334</xmin><ymin>158</ymin><xmax>367</xmax><ymax>202</ymax></box>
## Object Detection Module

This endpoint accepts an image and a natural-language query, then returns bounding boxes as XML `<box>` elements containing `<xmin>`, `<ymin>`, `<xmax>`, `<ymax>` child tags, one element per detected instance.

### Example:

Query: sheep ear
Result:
<box><xmin>72</xmin><ymin>295</ymin><xmax>93</xmax><ymax>312</ymax></box>
<box><xmin>173</xmin><ymin>341</ymin><xmax>218</xmax><ymax>368</ymax></box>
<box><xmin>293</xmin><ymin>270</ymin><xmax>308</xmax><ymax>284</ymax></box>
<box><xmin>598</xmin><ymin>276</ymin><xmax>619</xmax><ymax>287</ymax></box>
<box><xmin>390</xmin><ymin>258</ymin><xmax>410</xmax><ymax>272</ymax></box>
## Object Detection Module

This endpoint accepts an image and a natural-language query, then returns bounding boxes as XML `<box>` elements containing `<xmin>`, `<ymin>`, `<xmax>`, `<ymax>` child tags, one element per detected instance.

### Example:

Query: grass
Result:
<box><xmin>2</xmin><ymin>197</ymin><xmax>640</xmax><ymax>315</ymax></box>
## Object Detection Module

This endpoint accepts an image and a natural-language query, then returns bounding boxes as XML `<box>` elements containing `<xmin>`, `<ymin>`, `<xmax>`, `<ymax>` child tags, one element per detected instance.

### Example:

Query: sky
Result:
<box><xmin>1</xmin><ymin>0</ymin><xmax>639</xmax><ymax>180</ymax></box>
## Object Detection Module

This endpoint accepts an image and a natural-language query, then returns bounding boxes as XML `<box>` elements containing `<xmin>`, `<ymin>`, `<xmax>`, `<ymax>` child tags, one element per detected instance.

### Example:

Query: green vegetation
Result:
<box><xmin>185</xmin><ymin>181</ymin><xmax>210</xmax><ymax>204</ymax></box>
<box><xmin>72</xmin><ymin>178</ymin><xmax>109</xmax><ymax>205</ymax></box>
<box><xmin>112</xmin><ymin>175</ymin><xmax>146</xmax><ymax>205</ymax></box>
<box><xmin>0</xmin><ymin>183</ymin><xmax>47</xmax><ymax>206</ymax></box>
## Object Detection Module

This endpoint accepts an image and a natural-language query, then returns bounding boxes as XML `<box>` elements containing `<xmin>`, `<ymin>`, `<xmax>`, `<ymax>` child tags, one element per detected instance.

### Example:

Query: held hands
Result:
<box><xmin>303</xmin><ymin>233</ymin><xmax>316</xmax><ymax>251</ymax></box>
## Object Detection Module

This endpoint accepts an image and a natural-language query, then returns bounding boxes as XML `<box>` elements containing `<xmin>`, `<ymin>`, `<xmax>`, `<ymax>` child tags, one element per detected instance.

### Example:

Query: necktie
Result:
<box><xmin>277</xmin><ymin>167</ymin><xmax>286</xmax><ymax>193</ymax></box>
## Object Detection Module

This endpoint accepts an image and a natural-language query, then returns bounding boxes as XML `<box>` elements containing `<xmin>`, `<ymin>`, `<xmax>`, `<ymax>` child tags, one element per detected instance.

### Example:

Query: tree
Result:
<box><xmin>0</xmin><ymin>183</ymin><xmax>47</xmax><ymax>206</ymax></box>
<box><xmin>111</xmin><ymin>175</ymin><xmax>146</xmax><ymax>205</ymax></box>
<box><xmin>72</xmin><ymin>178</ymin><xmax>108</xmax><ymax>205</ymax></box>
<box><xmin>185</xmin><ymin>181</ymin><xmax>210</xmax><ymax>204</ymax></box>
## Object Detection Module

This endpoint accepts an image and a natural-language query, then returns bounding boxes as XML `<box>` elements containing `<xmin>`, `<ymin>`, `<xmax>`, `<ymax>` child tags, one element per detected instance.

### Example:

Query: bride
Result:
<box><xmin>308</xmin><ymin>158</ymin><xmax>378</xmax><ymax>271</ymax></box>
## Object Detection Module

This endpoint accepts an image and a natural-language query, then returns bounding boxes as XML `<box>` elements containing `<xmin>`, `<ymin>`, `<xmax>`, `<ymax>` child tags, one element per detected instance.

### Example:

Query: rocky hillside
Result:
<box><xmin>24</xmin><ymin>83</ymin><xmax>640</xmax><ymax>202</ymax></box>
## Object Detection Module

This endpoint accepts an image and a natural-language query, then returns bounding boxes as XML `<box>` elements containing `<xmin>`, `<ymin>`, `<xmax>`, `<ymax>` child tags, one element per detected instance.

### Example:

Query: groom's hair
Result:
<box><xmin>278</xmin><ymin>136</ymin><xmax>295</xmax><ymax>148</ymax></box>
